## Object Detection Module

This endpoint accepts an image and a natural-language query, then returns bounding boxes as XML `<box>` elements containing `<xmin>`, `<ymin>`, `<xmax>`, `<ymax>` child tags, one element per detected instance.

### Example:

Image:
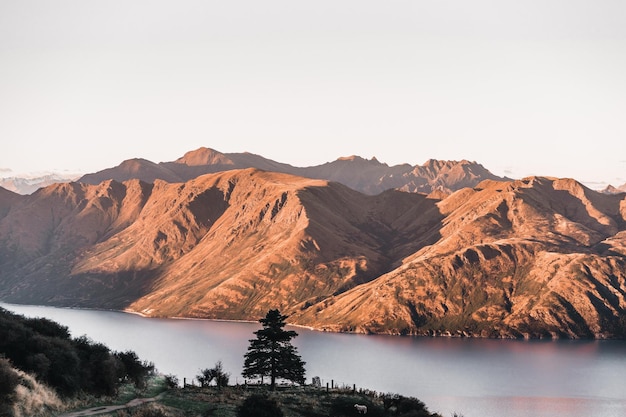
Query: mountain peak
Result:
<box><xmin>335</xmin><ymin>155</ymin><xmax>382</xmax><ymax>164</ymax></box>
<box><xmin>601</xmin><ymin>183</ymin><xmax>626</xmax><ymax>194</ymax></box>
<box><xmin>337</xmin><ymin>155</ymin><xmax>363</xmax><ymax>162</ymax></box>
<box><xmin>76</xmin><ymin>148</ymin><xmax>504</xmax><ymax>196</ymax></box>
<box><xmin>175</xmin><ymin>147</ymin><xmax>234</xmax><ymax>166</ymax></box>
<box><xmin>118</xmin><ymin>158</ymin><xmax>157</xmax><ymax>172</ymax></box>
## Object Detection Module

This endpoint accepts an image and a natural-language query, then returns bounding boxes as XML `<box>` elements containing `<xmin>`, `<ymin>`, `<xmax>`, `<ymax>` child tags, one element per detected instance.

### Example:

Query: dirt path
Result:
<box><xmin>58</xmin><ymin>392</ymin><xmax>166</xmax><ymax>417</ymax></box>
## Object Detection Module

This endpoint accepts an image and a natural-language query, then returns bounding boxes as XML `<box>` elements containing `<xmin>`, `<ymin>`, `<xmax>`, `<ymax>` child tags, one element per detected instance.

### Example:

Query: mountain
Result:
<box><xmin>78</xmin><ymin>147</ymin><xmax>505</xmax><ymax>195</ymax></box>
<box><xmin>0</xmin><ymin>173</ymin><xmax>80</xmax><ymax>195</ymax></box>
<box><xmin>293</xmin><ymin>177</ymin><xmax>626</xmax><ymax>338</ymax></box>
<box><xmin>602</xmin><ymin>183</ymin><xmax>626</xmax><ymax>194</ymax></box>
<box><xmin>1</xmin><ymin>170</ymin><xmax>625</xmax><ymax>338</ymax></box>
<box><xmin>0</xmin><ymin>187</ymin><xmax>20</xmax><ymax>218</ymax></box>
<box><xmin>77</xmin><ymin>149</ymin><xmax>302</xmax><ymax>187</ymax></box>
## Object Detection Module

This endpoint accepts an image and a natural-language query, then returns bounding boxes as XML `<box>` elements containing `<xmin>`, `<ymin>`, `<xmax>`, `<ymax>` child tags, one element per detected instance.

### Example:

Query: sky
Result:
<box><xmin>1</xmin><ymin>0</ymin><xmax>625</xmax><ymax>189</ymax></box>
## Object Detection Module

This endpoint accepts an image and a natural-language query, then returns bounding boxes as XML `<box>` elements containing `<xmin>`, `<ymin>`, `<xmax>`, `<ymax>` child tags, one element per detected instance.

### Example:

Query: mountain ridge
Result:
<box><xmin>1</xmin><ymin>168</ymin><xmax>625</xmax><ymax>338</ymax></box>
<box><xmin>78</xmin><ymin>147</ymin><xmax>506</xmax><ymax>196</ymax></box>
<box><xmin>0</xmin><ymin>173</ymin><xmax>80</xmax><ymax>195</ymax></box>
<box><xmin>6</xmin><ymin>147</ymin><xmax>625</xmax><ymax>195</ymax></box>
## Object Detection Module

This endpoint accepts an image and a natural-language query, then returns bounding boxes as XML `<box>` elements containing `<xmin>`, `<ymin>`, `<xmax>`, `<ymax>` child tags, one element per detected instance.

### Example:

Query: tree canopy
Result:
<box><xmin>242</xmin><ymin>309</ymin><xmax>306</xmax><ymax>389</ymax></box>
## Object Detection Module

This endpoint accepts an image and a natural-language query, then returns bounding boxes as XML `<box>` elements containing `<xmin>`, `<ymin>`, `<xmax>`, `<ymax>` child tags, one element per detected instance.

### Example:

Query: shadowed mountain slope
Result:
<box><xmin>1</xmin><ymin>172</ymin><xmax>625</xmax><ymax>338</ymax></box>
<box><xmin>0</xmin><ymin>187</ymin><xmax>20</xmax><ymax>218</ymax></box>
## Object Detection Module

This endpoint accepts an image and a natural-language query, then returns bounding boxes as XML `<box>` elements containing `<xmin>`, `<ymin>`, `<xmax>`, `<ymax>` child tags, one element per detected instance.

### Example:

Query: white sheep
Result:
<box><xmin>354</xmin><ymin>403</ymin><xmax>368</xmax><ymax>414</ymax></box>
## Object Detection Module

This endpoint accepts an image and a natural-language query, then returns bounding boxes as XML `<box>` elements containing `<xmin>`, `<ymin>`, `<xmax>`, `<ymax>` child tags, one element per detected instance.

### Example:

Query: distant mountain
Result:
<box><xmin>0</xmin><ymin>173</ymin><xmax>80</xmax><ymax>195</ymax></box>
<box><xmin>78</xmin><ymin>149</ymin><xmax>302</xmax><ymax>186</ymax></box>
<box><xmin>78</xmin><ymin>147</ymin><xmax>505</xmax><ymax>195</ymax></box>
<box><xmin>601</xmin><ymin>183</ymin><xmax>626</xmax><ymax>194</ymax></box>
<box><xmin>1</xmin><ymin>170</ymin><xmax>625</xmax><ymax>338</ymax></box>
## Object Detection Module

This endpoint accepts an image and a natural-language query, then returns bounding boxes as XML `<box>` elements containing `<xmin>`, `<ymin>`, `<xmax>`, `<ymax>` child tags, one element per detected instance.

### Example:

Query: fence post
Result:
<box><xmin>353</xmin><ymin>384</ymin><xmax>356</xmax><ymax>393</ymax></box>
<box><xmin>326</xmin><ymin>382</ymin><xmax>329</xmax><ymax>392</ymax></box>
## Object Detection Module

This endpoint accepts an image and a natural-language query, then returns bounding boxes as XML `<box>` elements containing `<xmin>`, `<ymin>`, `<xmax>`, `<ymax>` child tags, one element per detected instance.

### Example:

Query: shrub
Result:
<box><xmin>24</xmin><ymin>317</ymin><xmax>70</xmax><ymax>339</ymax></box>
<box><xmin>237</xmin><ymin>394</ymin><xmax>284</xmax><ymax>417</ymax></box>
<box><xmin>197</xmin><ymin>361</ymin><xmax>230</xmax><ymax>389</ymax></box>
<box><xmin>115</xmin><ymin>350</ymin><xmax>155</xmax><ymax>390</ymax></box>
<box><xmin>395</xmin><ymin>395</ymin><xmax>431</xmax><ymax>416</ymax></box>
<box><xmin>43</xmin><ymin>338</ymin><xmax>81</xmax><ymax>396</ymax></box>
<box><xmin>163</xmin><ymin>374</ymin><xmax>179</xmax><ymax>389</ymax></box>
<box><xmin>73</xmin><ymin>336</ymin><xmax>120</xmax><ymax>396</ymax></box>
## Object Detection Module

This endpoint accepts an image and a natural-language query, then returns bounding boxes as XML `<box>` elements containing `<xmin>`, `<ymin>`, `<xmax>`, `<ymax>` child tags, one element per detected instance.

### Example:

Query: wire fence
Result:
<box><xmin>180</xmin><ymin>375</ymin><xmax>367</xmax><ymax>395</ymax></box>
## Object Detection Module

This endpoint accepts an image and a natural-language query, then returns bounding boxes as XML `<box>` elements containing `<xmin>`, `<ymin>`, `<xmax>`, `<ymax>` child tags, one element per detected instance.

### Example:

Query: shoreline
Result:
<box><xmin>1</xmin><ymin>300</ymin><xmax>622</xmax><ymax>341</ymax></box>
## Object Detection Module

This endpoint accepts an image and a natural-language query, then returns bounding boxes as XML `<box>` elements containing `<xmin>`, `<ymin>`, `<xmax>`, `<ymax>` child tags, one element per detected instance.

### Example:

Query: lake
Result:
<box><xmin>2</xmin><ymin>302</ymin><xmax>625</xmax><ymax>417</ymax></box>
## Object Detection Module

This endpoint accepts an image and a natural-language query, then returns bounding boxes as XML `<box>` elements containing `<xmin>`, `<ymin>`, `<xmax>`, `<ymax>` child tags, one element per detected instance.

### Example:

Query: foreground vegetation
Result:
<box><xmin>0</xmin><ymin>307</ymin><xmax>154</xmax><ymax>416</ymax></box>
<box><xmin>0</xmin><ymin>307</ymin><xmax>452</xmax><ymax>417</ymax></box>
<box><xmin>74</xmin><ymin>383</ymin><xmax>446</xmax><ymax>417</ymax></box>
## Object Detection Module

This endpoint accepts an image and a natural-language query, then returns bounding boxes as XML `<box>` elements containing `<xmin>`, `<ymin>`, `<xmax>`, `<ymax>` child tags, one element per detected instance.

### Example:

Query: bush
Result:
<box><xmin>237</xmin><ymin>394</ymin><xmax>284</xmax><ymax>417</ymax></box>
<box><xmin>395</xmin><ymin>395</ymin><xmax>431</xmax><ymax>416</ymax></box>
<box><xmin>381</xmin><ymin>393</ymin><xmax>439</xmax><ymax>417</ymax></box>
<box><xmin>74</xmin><ymin>336</ymin><xmax>119</xmax><ymax>396</ymax></box>
<box><xmin>197</xmin><ymin>361</ymin><xmax>230</xmax><ymax>389</ymax></box>
<box><xmin>115</xmin><ymin>350</ymin><xmax>155</xmax><ymax>390</ymax></box>
<box><xmin>163</xmin><ymin>374</ymin><xmax>179</xmax><ymax>389</ymax></box>
<box><xmin>42</xmin><ymin>338</ymin><xmax>81</xmax><ymax>396</ymax></box>
<box><xmin>24</xmin><ymin>317</ymin><xmax>70</xmax><ymax>339</ymax></box>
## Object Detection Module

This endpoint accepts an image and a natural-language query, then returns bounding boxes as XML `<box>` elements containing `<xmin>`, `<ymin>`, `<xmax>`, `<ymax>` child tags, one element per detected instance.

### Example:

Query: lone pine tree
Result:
<box><xmin>242</xmin><ymin>309</ymin><xmax>306</xmax><ymax>390</ymax></box>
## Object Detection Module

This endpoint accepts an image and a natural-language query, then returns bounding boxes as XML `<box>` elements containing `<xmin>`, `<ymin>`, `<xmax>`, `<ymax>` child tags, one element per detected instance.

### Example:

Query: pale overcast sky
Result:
<box><xmin>1</xmin><ymin>0</ymin><xmax>625</xmax><ymax>189</ymax></box>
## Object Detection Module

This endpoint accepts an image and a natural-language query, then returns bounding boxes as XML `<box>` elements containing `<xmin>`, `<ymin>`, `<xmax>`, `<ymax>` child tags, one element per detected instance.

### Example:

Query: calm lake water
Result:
<box><xmin>2</xmin><ymin>302</ymin><xmax>626</xmax><ymax>417</ymax></box>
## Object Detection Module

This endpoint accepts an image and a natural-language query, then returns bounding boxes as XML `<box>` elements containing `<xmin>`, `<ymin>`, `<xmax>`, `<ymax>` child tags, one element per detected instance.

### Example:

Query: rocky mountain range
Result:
<box><xmin>78</xmin><ymin>147</ymin><xmax>505</xmax><ymax>196</ymax></box>
<box><xmin>7</xmin><ymin>147</ymin><xmax>625</xmax><ymax>195</ymax></box>
<box><xmin>0</xmin><ymin>173</ymin><xmax>79</xmax><ymax>195</ymax></box>
<box><xmin>602</xmin><ymin>183</ymin><xmax>626</xmax><ymax>194</ymax></box>
<box><xmin>0</xmin><ymin>148</ymin><xmax>625</xmax><ymax>339</ymax></box>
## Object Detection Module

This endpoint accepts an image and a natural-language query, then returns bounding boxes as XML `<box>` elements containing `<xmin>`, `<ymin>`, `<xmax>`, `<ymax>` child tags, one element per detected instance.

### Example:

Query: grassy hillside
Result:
<box><xmin>72</xmin><ymin>383</ymin><xmax>447</xmax><ymax>417</ymax></box>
